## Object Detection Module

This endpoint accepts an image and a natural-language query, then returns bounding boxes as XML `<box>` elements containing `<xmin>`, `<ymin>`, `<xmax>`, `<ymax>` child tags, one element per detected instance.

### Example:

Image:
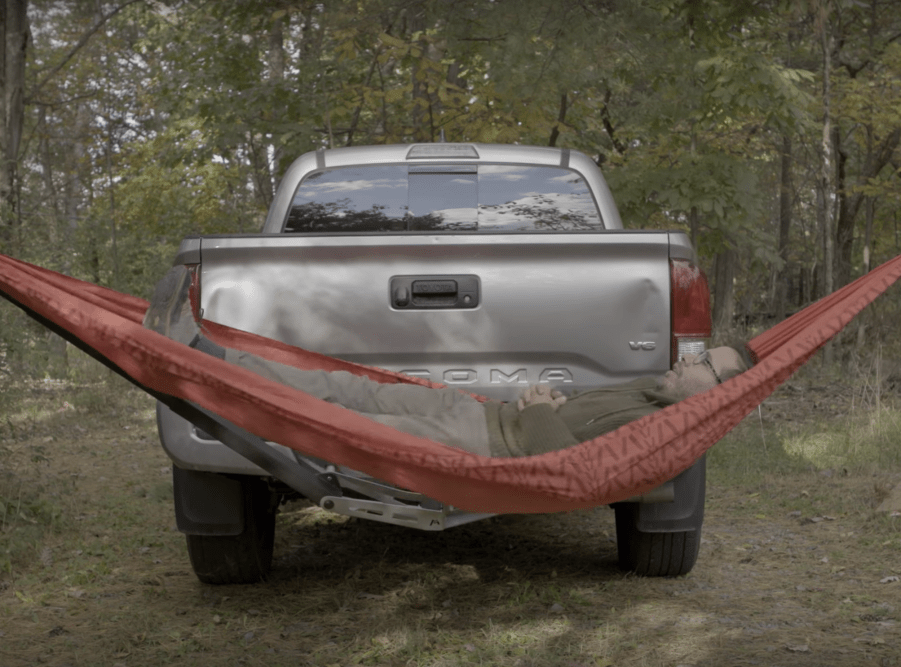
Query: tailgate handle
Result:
<box><xmin>391</xmin><ymin>275</ymin><xmax>479</xmax><ymax>309</ymax></box>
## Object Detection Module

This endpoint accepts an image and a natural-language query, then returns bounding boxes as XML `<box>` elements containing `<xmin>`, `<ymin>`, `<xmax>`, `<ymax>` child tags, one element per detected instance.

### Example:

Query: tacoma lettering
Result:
<box><xmin>399</xmin><ymin>368</ymin><xmax>574</xmax><ymax>384</ymax></box>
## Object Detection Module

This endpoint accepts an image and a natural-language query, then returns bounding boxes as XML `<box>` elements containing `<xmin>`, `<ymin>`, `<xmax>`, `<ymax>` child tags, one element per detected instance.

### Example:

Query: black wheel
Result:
<box><xmin>613</xmin><ymin>457</ymin><xmax>705</xmax><ymax>577</ymax></box>
<box><xmin>184</xmin><ymin>476</ymin><xmax>277</xmax><ymax>584</ymax></box>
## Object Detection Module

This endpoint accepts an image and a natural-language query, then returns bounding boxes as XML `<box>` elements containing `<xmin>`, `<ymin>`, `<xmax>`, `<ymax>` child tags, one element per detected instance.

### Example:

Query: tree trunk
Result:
<box><xmin>862</xmin><ymin>124</ymin><xmax>876</xmax><ymax>277</ymax></box>
<box><xmin>817</xmin><ymin>3</ymin><xmax>835</xmax><ymax>364</ymax></box>
<box><xmin>774</xmin><ymin>134</ymin><xmax>793</xmax><ymax>320</ymax></box>
<box><xmin>37</xmin><ymin>106</ymin><xmax>60</xmax><ymax>222</ymax></box>
<box><xmin>0</xmin><ymin>0</ymin><xmax>29</xmax><ymax>252</ymax></box>
<box><xmin>712</xmin><ymin>246</ymin><xmax>736</xmax><ymax>334</ymax></box>
<box><xmin>408</xmin><ymin>9</ymin><xmax>430</xmax><ymax>142</ymax></box>
<box><xmin>856</xmin><ymin>193</ymin><xmax>876</xmax><ymax>348</ymax></box>
<box><xmin>688</xmin><ymin>206</ymin><xmax>699</xmax><ymax>252</ymax></box>
<box><xmin>69</xmin><ymin>102</ymin><xmax>93</xmax><ymax>279</ymax></box>
<box><xmin>267</xmin><ymin>8</ymin><xmax>286</xmax><ymax>189</ymax></box>
<box><xmin>819</xmin><ymin>20</ymin><xmax>835</xmax><ymax>300</ymax></box>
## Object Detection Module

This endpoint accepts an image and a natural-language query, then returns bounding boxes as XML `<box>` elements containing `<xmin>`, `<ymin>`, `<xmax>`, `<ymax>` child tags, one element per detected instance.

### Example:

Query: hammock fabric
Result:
<box><xmin>2</xmin><ymin>251</ymin><xmax>901</xmax><ymax>514</ymax></box>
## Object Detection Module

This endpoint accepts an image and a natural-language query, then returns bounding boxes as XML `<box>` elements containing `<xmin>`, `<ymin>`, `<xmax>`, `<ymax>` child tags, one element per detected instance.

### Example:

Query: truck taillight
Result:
<box><xmin>186</xmin><ymin>264</ymin><xmax>202</xmax><ymax>323</ymax></box>
<box><xmin>671</xmin><ymin>259</ymin><xmax>712</xmax><ymax>364</ymax></box>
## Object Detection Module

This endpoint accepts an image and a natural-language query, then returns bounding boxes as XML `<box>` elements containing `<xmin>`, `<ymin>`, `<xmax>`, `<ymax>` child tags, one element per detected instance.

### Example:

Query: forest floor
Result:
<box><xmin>2</xmin><ymin>361</ymin><xmax>901</xmax><ymax>667</ymax></box>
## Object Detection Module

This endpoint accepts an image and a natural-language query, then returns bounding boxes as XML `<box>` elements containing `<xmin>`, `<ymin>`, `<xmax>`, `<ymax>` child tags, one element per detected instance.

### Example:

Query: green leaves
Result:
<box><xmin>696</xmin><ymin>48</ymin><xmax>815</xmax><ymax>133</ymax></box>
<box><xmin>8</xmin><ymin>0</ymin><xmax>900</xmax><ymax>328</ymax></box>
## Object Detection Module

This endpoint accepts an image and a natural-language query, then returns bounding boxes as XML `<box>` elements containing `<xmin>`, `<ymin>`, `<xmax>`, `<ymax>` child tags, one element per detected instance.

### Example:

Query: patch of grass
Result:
<box><xmin>707</xmin><ymin>410</ymin><xmax>810</xmax><ymax>488</ymax></box>
<box><xmin>710</xmin><ymin>404</ymin><xmax>901</xmax><ymax>487</ymax></box>
<box><xmin>0</xmin><ymin>437</ymin><xmax>68</xmax><ymax>574</ymax></box>
<box><xmin>782</xmin><ymin>407</ymin><xmax>901</xmax><ymax>473</ymax></box>
<box><xmin>709</xmin><ymin>350</ymin><xmax>901</xmax><ymax>489</ymax></box>
<box><xmin>0</xmin><ymin>377</ymin><xmax>157</xmax><ymax>578</ymax></box>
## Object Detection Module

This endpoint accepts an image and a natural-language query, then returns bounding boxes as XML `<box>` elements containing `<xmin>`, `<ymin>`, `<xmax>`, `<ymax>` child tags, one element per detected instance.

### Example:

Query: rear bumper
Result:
<box><xmin>157</xmin><ymin>402</ymin><xmax>287</xmax><ymax>475</ymax></box>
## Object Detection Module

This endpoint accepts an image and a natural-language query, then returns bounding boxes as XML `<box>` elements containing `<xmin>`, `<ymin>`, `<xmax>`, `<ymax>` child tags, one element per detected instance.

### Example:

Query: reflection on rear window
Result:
<box><xmin>284</xmin><ymin>164</ymin><xmax>602</xmax><ymax>232</ymax></box>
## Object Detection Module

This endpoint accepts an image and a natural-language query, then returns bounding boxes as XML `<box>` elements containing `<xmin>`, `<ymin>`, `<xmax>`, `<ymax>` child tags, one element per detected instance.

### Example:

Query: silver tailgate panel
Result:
<box><xmin>200</xmin><ymin>233</ymin><xmax>671</xmax><ymax>401</ymax></box>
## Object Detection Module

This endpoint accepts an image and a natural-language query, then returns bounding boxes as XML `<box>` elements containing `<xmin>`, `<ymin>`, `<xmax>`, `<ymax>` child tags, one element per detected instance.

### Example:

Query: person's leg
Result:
<box><xmin>359</xmin><ymin>401</ymin><xmax>491</xmax><ymax>456</ymax></box>
<box><xmin>223</xmin><ymin>349</ymin><xmax>480</xmax><ymax>418</ymax></box>
<box><xmin>193</xmin><ymin>339</ymin><xmax>491</xmax><ymax>454</ymax></box>
<box><xmin>225</xmin><ymin>349</ymin><xmax>491</xmax><ymax>454</ymax></box>
<box><xmin>225</xmin><ymin>350</ymin><xmax>491</xmax><ymax>456</ymax></box>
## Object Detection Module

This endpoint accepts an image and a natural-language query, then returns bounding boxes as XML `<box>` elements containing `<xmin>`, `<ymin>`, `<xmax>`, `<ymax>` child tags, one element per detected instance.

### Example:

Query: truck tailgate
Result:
<box><xmin>198</xmin><ymin>233</ymin><xmax>675</xmax><ymax>400</ymax></box>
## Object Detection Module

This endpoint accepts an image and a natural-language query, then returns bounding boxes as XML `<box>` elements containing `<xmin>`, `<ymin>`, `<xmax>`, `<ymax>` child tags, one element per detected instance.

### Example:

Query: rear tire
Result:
<box><xmin>184</xmin><ymin>477</ymin><xmax>277</xmax><ymax>584</ymax></box>
<box><xmin>613</xmin><ymin>458</ymin><xmax>705</xmax><ymax>577</ymax></box>
<box><xmin>614</xmin><ymin>505</ymin><xmax>701</xmax><ymax>576</ymax></box>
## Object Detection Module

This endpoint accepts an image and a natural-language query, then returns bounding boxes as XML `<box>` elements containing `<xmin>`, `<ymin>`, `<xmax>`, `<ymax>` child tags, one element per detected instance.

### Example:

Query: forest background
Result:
<box><xmin>1</xmin><ymin>0</ymin><xmax>900</xmax><ymax>377</ymax></box>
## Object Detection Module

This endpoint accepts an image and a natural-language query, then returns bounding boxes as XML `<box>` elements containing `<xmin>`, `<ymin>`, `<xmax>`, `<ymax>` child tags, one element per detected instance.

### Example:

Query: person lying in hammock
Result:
<box><xmin>190</xmin><ymin>335</ymin><xmax>747</xmax><ymax>458</ymax></box>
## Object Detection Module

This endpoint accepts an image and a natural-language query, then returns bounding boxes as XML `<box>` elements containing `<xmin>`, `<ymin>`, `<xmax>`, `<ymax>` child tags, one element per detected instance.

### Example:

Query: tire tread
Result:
<box><xmin>185</xmin><ymin>478</ymin><xmax>276</xmax><ymax>584</ymax></box>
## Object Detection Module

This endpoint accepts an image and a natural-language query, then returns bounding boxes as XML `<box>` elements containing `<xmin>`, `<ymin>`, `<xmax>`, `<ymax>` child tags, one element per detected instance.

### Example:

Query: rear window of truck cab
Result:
<box><xmin>283</xmin><ymin>164</ymin><xmax>603</xmax><ymax>233</ymax></box>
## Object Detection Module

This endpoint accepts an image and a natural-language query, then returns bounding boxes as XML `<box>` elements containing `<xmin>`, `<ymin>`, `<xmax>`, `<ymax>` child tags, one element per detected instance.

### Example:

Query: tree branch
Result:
<box><xmin>25</xmin><ymin>0</ymin><xmax>145</xmax><ymax>105</ymax></box>
<box><xmin>600</xmin><ymin>88</ymin><xmax>626</xmax><ymax>154</ymax></box>
<box><xmin>548</xmin><ymin>92</ymin><xmax>567</xmax><ymax>147</ymax></box>
<box><xmin>456</xmin><ymin>34</ymin><xmax>508</xmax><ymax>43</ymax></box>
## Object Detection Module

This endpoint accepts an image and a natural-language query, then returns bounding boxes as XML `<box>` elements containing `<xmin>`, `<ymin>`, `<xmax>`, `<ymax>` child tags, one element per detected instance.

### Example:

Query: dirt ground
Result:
<box><xmin>2</xmin><ymin>375</ymin><xmax>901</xmax><ymax>666</ymax></box>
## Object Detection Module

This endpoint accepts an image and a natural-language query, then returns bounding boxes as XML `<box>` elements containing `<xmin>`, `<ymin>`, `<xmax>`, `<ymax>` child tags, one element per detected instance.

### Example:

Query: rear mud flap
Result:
<box><xmin>173</xmin><ymin>467</ymin><xmax>245</xmax><ymax>536</ymax></box>
<box><xmin>620</xmin><ymin>456</ymin><xmax>706</xmax><ymax>534</ymax></box>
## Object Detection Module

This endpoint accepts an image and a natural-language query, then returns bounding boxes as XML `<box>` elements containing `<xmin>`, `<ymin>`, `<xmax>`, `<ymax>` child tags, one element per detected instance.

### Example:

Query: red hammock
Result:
<box><xmin>2</xmin><ymin>252</ymin><xmax>900</xmax><ymax>514</ymax></box>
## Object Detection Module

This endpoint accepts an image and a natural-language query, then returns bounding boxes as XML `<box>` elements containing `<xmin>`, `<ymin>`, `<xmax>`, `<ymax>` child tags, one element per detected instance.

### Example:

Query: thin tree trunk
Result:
<box><xmin>817</xmin><ymin>2</ymin><xmax>835</xmax><ymax>364</ymax></box>
<box><xmin>69</xmin><ymin>102</ymin><xmax>93</xmax><ymax>280</ymax></box>
<box><xmin>862</xmin><ymin>124</ymin><xmax>876</xmax><ymax>277</ymax></box>
<box><xmin>688</xmin><ymin>126</ymin><xmax>699</xmax><ymax>250</ymax></box>
<box><xmin>409</xmin><ymin>10</ymin><xmax>429</xmax><ymax>142</ymax></box>
<box><xmin>856</xmin><ymin>194</ymin><xmax>876</xmax><ymax>348</ymax></box>
<box><xmin>100</xmin><ymin>4</ymin><xmax>120</xmax><ymax>291</ymax></box>
<box><xmin>0</xmin><ymin>0</ymin><xmax>29</xmax><ymax>252</ymax></box>
<box><xmin>820</xmin><ymin>32</ymin><xmax>834</xmax><ymax>298</ymax></box>
<box><xmin>37</xmin><ymin>106</ymin><xmax>60</xmax><ymax>222</ymax></box>
<box><xmin>45</xmin><ymin>102</ymin><xmax>69</xmax><ymax>378</ymax></box>
<box><xmin>712</xmin><ymin>246</ymin><xmax>736</xmax><ymax>335</ymax></box>
<box><xmin>105</xmin><ymin>111</ymin><xmax>119</xmax><ymax>290</ymax></box>
<box><xmin>346</xmin><ymin>46</ymin><xmax>383</xmax><ymax>147</ymax></box>
<box><xmin>775</xmin><ymin>134</ymin><xmax>793</xmax><ymax>320</ymax></box>
<box><xmin>267</xmin><ymin>8</ymin><xmax>285</xmax><ymax>187</ymax></box>
<box><xmin>689</xmin><ymin>206</ymin><xmax>699</xmax><ymax>254</ymax></box>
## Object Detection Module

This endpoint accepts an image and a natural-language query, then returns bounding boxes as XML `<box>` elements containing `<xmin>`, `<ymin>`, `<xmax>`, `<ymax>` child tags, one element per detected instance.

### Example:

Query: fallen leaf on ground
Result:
<box><xmin>786</xmin><ymin>644</ymin><xmax>810</xmax><ymax>652</ymax></box>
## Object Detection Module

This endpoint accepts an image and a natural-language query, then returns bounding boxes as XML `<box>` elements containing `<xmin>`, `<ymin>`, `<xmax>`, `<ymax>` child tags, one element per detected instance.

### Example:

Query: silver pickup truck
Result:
<box><xmin>145</xmin><ymin>143</ymin><xmax>712</xmax><ymax>584</ymax></box>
